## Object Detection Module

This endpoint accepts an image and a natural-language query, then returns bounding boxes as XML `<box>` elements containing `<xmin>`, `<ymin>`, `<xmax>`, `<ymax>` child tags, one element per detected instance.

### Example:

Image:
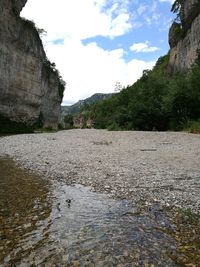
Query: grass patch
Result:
<box><xmin>186</xmin><ymin>120</ymin><xmax>200</xmax><ymax>134</ymax></box>
<box><xmin>107</xmin><ymin>122</ymin><xmax>122</xmax><ymax>131</ymax></box>
<box><xmin>34</xmin><ymin>127</ymin><xmax>57</xmax><ymax>133</ymax></box>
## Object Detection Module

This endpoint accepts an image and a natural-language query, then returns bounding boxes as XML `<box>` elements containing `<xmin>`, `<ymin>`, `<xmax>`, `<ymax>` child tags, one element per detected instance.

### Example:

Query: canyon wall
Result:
<box><xmin>168</xmin><ymin>0</ymin><xmax>200</xmax><ymax>72</ymax></box>
<box><xmin>0</xmin><ymin>0</ymin><xmax>65</xmax><ymax>132</ymax></box>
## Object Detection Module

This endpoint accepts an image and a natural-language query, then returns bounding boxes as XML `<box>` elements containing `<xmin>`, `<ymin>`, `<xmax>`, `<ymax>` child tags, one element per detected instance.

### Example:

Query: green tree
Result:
<box><xmin>64</xmin><ymin>114</ymin><xmax>74</xmax><ymax>129</ymax></box>
<box><xmin>171</xmin><ymin>0</ymin><xmax>183</xmax><ymax>23</ymax></box>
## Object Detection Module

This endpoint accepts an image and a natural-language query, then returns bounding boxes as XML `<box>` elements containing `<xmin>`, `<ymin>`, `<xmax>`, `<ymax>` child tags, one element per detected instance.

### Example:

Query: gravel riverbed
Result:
<box><xmin>0</xmin><ymin>129</ymin><xmax>200</xmax><ymax>213</ymax></box>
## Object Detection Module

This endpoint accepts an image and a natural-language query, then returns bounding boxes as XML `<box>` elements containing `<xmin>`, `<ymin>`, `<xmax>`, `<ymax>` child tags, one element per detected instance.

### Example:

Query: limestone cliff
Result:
<box><xmin>168</xmin><ymin>0</ymin><xmax>200</xmax><ymax>72</ymax></box>
<box><xmin>0</xmin><ymin>0</ymin><xmax>65</xmax><ymax>132</ymax></box>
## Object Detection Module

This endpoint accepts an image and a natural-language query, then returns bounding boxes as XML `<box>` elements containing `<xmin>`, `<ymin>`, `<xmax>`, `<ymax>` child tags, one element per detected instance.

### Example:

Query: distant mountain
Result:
<box><xmin>61</xmin><ymin>93</ymin><xmax>114</xmax><ymax>115</ymax></box>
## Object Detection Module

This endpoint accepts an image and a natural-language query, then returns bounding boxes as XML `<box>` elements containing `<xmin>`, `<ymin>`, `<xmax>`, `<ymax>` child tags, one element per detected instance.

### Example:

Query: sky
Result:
<box><xmin>21</xmin><ymin>0</ymin><xmax>175</xmax><ymax>105</ymax></box>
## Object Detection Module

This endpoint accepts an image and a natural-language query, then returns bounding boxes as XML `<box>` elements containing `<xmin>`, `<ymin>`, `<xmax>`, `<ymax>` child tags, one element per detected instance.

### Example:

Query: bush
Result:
<box><xmin>64</xmin><ymin>114</ymin><xmax>74</xmax><ymax>129</ymax></box>
<box><xmin>42</xmin><ymin>60</ymin><xmax>66</xmax><ymax>100</ymax></box>
<box><xmin>107</xmin><ymin>122</ymin><xmax>121</xmax><ymax>131</ymax></box>
<box><xmin>0</xmin><ymin>114</ymin><xmax>34</xmax><ymax>134</ymax></box>
<box><xmin>185</xmin><ymin>120</ymin><xmax>200</xmax><ymax>134</ymax></box>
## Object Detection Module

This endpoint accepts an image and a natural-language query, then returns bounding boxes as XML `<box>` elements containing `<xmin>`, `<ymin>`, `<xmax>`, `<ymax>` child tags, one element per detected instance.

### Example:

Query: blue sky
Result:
<box><xmin>21</xmin><ymin>0</ymin><xmax>174</xmax><ymax>105</ymax></box>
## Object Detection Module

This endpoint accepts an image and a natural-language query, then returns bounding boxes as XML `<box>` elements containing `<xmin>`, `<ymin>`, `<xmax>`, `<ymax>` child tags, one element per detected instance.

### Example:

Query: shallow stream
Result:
<box><xmin>0</xmin><ymin>157</ymin><xmax>199</xmax><ymax>266</ymax></box>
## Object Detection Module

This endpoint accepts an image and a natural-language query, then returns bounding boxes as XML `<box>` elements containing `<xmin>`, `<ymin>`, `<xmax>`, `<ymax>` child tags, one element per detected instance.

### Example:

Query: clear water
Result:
<box><xmin>0</xmin><ymin>158</ymin><xmax>178</xmax><ymax>266</ymax></box>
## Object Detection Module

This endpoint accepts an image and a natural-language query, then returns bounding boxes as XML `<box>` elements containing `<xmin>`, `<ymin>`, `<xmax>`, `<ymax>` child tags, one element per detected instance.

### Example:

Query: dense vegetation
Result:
<box><xmin>82</xmin><ymin>52</ymin><xmax>200</xmax><ymax>132</ymax></box>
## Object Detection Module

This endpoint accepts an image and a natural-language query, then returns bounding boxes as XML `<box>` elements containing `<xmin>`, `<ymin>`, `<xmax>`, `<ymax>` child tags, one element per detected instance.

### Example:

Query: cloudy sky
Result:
<box><xmin>21</xmin><ymin>0</ymin><xmax>174</xmax><ymax>105</ymax></box>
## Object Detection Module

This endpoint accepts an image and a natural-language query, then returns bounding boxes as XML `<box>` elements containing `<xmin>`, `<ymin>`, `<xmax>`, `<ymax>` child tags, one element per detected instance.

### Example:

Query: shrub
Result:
<box><xmin>64</xmin><ymin>114</ymin><xmax>74</xmax><ymax>129</ymax></box>
<box><xmin>185</xmin><ymin>120</ymin><xmax>200</xmax><ymax>134</ymax></box>
<box><xmin>0</xmin><ymin>114</ymin><xmax>34</xmax><ymax>134</ymax></box>
<box><xmin>42</xmin><ymin>59</ymin><xmax>66</xmax><ymax>100</ymax></box>
<box><xmin>107</xmin><ymin>122</ymin><xmax>121</xmax><ymax>131</ymax></box>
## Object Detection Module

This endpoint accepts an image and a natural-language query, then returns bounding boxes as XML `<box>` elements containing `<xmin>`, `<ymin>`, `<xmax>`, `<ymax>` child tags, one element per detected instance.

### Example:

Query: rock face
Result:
<box><xmin>0</xmin><ymin>0</ymin><xmax>65</xmax><ymax>132</ymax></box>
<box><xmin>168</xmin><ymin>0</ymin><xmax>200</xmax><ymax>72</ymax></box>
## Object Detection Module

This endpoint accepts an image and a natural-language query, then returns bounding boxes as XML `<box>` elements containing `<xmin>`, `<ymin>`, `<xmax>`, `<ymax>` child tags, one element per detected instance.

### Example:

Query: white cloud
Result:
<box><xmin>46</xmin><ymin>39</ymin><xmax>155</xmax><ymax>104</ymax></box>
<box><xmin>130</xmin><ymin>41</ymin><xmax>159</xmax><ymax>53</ymax></box>
<box><xmin>21</xmin><ymin>0</ymin><xmax>156</xmax><ymax>104</ymax></box>
<box><xmin>21</xmin><ymin>0</ymin><xmax>132</xmax><ymax>41</ymax></box>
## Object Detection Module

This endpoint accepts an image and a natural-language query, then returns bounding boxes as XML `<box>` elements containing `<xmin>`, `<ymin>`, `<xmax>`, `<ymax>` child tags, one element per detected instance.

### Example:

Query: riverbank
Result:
<box><xmin>0</xmin><ymin>129</ymin><xmax>200</xmax><ymax>213</ymax></box>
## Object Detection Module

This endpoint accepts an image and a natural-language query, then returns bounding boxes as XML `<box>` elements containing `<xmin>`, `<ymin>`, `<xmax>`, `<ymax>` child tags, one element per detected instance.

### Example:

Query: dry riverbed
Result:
<box><xmin>0</xmin><ymin>129</ymin><xmax>199</xmax><ymax>213</ymax></box>
<box><xmin>0</xmin><ymin>129</ymin><xmax>200</xmax><ymax>266</ymax></box>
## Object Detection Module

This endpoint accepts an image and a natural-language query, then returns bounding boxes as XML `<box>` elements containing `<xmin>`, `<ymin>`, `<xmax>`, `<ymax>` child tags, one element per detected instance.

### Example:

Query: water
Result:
<box><xmin>0</xmin><ymin>158</ymin><xmax>51</xmax><ymax>266</ymax></box>
<box><xmin>0</xmin><ymin>157</ymin><xmax>196</xmax><ymax>266</ymax></box>
<box><xmin>40</xmin><ymin>184</ymin><xmax>176</xmax><ymax>266</ymax></box>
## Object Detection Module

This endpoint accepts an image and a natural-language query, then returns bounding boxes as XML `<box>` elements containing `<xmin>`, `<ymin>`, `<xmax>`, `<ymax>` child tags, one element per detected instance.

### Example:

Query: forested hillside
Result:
<box><xmin>82</xmin><ymin>53</ymin><xmax>200</xmax><ymax>132</ymax></box>
<box><xmin>75</xmin><ymin>0</ymin><xmax>200</xmax><ymax>132</ymax></box>
<box><xmin>62</xmin><ymin>93</ymin><xmax>114</xmax><ymax>116</ymax></box>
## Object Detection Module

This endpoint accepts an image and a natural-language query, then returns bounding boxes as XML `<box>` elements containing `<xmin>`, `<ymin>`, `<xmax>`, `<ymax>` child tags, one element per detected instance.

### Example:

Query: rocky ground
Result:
<box><xmin>0</xmin><ymin>129</ymin><xmax>200</xmax><ymax>213</ymax></box>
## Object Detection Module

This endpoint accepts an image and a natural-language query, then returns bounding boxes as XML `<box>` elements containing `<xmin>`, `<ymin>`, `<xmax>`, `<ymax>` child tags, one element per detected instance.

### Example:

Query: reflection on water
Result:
<box><xmin>1</xmin><ymin>157</ymin><xmax>196</xmax><ymax>266</ymax></box>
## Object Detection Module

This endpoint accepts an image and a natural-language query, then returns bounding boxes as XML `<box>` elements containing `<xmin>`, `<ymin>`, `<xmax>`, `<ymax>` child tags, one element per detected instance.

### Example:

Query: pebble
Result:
<box><xmin>0</xmin><ymin>129</ymin><xmax>199</xmax><ymax>214</ymax></box>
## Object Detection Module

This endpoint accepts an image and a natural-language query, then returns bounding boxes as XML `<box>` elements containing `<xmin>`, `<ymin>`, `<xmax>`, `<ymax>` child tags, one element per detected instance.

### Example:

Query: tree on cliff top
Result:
<box><xmin>171</xmin><ymin>0</ymin><xmax>184</xmax><ymax>23</ymax></box>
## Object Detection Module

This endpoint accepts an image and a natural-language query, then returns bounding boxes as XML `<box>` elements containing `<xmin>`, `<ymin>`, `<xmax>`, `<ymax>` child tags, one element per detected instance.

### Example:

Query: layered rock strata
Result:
<box><xmin>0</xmin><ymin>0</ymin><xmax>65</xmax><ymax>132</ymax></box>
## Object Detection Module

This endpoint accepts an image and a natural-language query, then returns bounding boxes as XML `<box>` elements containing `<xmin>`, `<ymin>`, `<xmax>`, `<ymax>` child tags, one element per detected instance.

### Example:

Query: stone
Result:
<box><xmin>168</xmin><ymin>0</ymin><xmax>200</xmax><ymax>72</ymax></box>
<box><xmin>0</xmin><ymin>0</ymin><xmax>65</xmax><ymax>131</ymax></box>
<box><xmin>180</xmin><ymin>0</ymin><xmax>200</xmax><ymax>30</ymax></box>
